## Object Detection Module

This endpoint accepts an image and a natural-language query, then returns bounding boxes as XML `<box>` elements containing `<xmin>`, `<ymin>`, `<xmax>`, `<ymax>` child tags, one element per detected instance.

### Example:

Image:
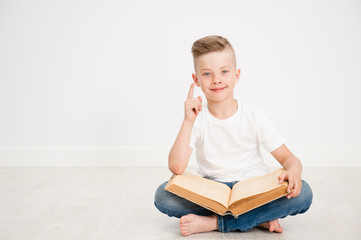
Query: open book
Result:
<box><xmin>165</xmin><ymin>168</ymin><xmax>289</xmax><ymax>217</ymax></box>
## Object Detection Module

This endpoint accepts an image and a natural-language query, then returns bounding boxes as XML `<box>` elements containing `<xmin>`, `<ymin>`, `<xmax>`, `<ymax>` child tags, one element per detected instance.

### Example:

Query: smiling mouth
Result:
<box><xmin>211</xmin><ymin>87</ymin><xmax>227</xmax><ymax>92</ymax></box>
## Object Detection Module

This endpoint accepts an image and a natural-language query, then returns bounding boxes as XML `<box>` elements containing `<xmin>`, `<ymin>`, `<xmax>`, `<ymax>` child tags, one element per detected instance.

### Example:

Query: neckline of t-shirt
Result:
<box><xmin>205</xmin><ymin>100</ymin><xmax>241</xmax><ymax>124</ymax></box>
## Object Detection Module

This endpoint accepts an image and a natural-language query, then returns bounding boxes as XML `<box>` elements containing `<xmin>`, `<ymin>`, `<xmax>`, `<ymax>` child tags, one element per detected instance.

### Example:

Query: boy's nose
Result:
<box><xmin>212</xmin><ymin>76</ymin><xmax>222</xmax><ymax>84</ymax></box>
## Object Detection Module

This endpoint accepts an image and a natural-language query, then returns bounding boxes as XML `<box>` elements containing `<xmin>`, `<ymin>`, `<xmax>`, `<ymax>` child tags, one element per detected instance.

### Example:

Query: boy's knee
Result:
<box><xmin>154</xmin><ymin>182</ymin><xmax>168</xmax><ymax>210</ymax></box>
<box><xmin>299</xmin><ymin>180</ymin><xmax>313</xmax><ymax>212</ymax></box>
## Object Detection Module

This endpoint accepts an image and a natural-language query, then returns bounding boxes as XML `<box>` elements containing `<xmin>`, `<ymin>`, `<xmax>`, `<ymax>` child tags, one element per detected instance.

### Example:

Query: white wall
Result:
<box><xmin>0</xmin><ymin>0</ymin><xmax>360</xmax><ymax>166</ymax></box>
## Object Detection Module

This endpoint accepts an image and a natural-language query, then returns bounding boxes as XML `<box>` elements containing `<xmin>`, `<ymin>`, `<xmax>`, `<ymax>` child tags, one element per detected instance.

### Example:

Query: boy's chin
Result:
<box><xmin>205</xmin><ymin>95</ymin><xmax>233</xmax><ymax>103</ymax></box>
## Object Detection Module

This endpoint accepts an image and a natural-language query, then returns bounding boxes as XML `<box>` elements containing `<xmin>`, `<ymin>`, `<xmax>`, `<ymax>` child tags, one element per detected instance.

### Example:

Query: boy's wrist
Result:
<box><xmin>182</xmin><ymin>118</ymin><xmax>195</xmax><ymax>127</ymax></box>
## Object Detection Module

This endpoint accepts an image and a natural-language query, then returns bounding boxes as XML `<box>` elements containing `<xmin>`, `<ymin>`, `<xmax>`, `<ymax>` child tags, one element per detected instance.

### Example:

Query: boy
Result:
<box><xmin>154</xmin><ymin>35</ymin><xmax>312</xmax><ymax>236</ymax></box>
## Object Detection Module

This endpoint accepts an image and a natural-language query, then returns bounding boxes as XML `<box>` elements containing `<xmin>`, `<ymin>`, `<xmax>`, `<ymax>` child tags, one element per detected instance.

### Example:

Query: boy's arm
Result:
<box><xmin>168</xmin><ymin>120</ymin><xmax>194</xmax><ymax>175</ymax></box>
<box><xmin>168</xmin><ymin>83</ymin><xmax>202</xmax><ymax>175</ymax></box>
<box><xmin>271</xmin><ymin>144</ymin><xmax>303</xmax><ymax>199</ymax></box>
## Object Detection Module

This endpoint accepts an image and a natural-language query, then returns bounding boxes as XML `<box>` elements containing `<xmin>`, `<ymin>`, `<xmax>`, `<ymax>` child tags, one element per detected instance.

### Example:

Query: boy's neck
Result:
<box><xmin>207</xmin><ymin>98</ymin><xmax>238</xmax><ymax>120</ymax></box>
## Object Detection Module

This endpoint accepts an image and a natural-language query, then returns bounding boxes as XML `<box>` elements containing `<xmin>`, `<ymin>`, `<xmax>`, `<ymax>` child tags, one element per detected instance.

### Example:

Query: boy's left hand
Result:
<box><xmin>278</xmin><ymin>168</ymin><xmax>302</xmax><ymax>199</ymax></box>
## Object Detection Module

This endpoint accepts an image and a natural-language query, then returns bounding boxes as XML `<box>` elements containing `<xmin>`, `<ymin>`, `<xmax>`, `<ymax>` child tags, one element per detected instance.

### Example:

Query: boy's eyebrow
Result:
<box><xmin>201</xmin><ymin>66</ymin><xmax>231</xmax><ymax>71</ymax></box>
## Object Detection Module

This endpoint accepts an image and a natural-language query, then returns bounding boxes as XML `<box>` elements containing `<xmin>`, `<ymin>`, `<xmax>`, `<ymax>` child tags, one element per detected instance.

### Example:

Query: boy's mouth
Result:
<box><xmin>210</xmin><ymin>87</ymin><xmax>227</xmax><ymax>92</ymax></box>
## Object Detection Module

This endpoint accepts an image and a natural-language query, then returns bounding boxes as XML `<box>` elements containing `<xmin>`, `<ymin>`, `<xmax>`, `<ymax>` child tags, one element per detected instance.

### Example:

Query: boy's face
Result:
<box><xmin>192</xmin><ymin>48</ymin><xmax>240</xmax><ymax>103</ymax></box>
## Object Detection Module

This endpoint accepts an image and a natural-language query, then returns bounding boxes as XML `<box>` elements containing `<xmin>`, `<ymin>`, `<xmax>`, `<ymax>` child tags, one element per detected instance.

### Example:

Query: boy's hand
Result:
<box><xmin>185</xmin><ymin>83</ymin><xmax>202</xmax><ymax>122</ymax></box>
<box><xmin>278</xmin><ymin>168</ymin><xmax>302</xmax><ymax>199</ymax></box>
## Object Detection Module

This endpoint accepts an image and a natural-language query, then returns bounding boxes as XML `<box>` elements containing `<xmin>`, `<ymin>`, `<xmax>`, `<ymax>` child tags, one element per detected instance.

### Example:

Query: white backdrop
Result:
<box><xmin>0</xmin><ymin>0</ymin><xmax>360</xmax><ymax>166</ymax></box>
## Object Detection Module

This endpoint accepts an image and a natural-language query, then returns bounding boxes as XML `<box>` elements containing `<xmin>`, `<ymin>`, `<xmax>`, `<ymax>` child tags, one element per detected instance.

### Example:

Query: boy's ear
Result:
<box><xmin>235</xmin><ymin>68</ymin><xmax>241</xmax><ymax>83</ymax></box>
<box><xmin>192</xmin><ymin>73</ymin><xmax>201</xmax><ymax>87</ymax></box>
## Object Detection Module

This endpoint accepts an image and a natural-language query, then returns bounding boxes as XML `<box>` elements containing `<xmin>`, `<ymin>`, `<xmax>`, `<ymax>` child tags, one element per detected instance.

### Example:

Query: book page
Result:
<box><xmin>169</xmin><ymin>172</ymin><xmax>232</xmax><ymax>208</ymax></box>
<box><xmin>229</xmin><ymin>168</ymin><xmax>286</xmax><ymax>206</ymax></box>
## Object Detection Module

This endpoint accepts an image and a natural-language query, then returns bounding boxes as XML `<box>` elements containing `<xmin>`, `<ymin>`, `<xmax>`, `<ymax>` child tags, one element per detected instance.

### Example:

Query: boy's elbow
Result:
<box><xmin>168</xmin><ymin>163</ymin><xmax>185</xmax><ymax>175</ymax></box>
<box><xmin>168</xmin><ymin>156</ymin><xmax>186</xmax><ymax>175</ymax></box>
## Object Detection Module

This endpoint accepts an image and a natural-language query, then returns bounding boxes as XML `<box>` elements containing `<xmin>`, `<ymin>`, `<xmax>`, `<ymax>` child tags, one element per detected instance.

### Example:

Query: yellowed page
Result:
<box><xmin>229</xmin><ymin>168</ymin><xmax>285</xmax><ymax>206</ymax></box>
<box><xmin>169</xmin><ymin>172</ymin><xmax>231</xmax><ymax>208</ymax></box>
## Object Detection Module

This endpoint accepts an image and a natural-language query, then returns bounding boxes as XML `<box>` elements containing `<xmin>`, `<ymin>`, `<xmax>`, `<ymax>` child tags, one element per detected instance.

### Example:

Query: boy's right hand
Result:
<box><xmin>185</xmin><ymin>83</ymin><xmax>202</xmax><ymax>122</ymax></box>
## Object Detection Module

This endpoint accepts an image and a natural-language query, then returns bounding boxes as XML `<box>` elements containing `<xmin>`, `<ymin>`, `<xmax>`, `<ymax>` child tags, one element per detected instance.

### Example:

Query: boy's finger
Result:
<box><xmin>278</xmin><ymin>172</ymin><xmax>287</xmax><ymax>183</ymax></box>
<box><xmin>187</xmin><ymin>83</ymin><xmax>195</xmax><ymax>99</ymax></box>
<box><xmin>287</xmin><ymin>179</ymin><xmax>298</xmax><ymax>199</ymax></box>
<box><xmin>193</xmin><ymin>107</ymin><xmax>199</xmax><ymax>115</ymax></box>
<box><xmin>289</xmin><ymin>189</ymin><xmax>298</xmax><ymax>198</ymax></box>
<box><xmin>198</xmin><ymin>96</ymin><xmax>202</xmax><ymax>111</ymax></box>
<box><xmin>287</xmin><ymin>183</ymin><xmax>294</xmax><ymax>199</ymax></box>
<box><xmin>287</xmin><ymin>179</ymin><xmax>294</xmax><ymax>193</ymax></box>
<box><xmin>289</xmin><ymin>183</ymin><xmax>297</xmax><ymax>198</ymax></box>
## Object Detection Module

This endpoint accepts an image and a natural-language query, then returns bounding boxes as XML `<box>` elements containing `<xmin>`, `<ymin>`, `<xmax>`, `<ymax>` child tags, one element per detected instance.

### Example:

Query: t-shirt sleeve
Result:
<box><xmin>254</xmin><ymin>111</ymin><xmax>286</xmax><ymax>152</ymax></box>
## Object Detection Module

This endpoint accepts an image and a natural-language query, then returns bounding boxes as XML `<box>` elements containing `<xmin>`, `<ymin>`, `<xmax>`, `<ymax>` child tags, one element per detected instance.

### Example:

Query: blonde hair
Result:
<box><xmin>191</xmin><ymin>35</ymin><xmax>236</xmax><ymax>69</ymax></box>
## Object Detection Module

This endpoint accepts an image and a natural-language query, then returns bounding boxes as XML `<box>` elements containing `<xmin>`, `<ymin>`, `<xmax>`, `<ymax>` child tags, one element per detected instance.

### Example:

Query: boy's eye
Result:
<box><xmin>203</xmin><ymin>72</ymin><xmax>211</xmax><ymax>76</ymax></box>
<box><xmin>222</xmin><ymin>70</ymin><xmax>229</xmax><ymax>74</ymax></box>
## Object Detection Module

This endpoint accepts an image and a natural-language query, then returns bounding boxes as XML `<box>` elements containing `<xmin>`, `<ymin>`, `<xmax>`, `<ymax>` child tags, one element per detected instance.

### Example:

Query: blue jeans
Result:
<box><xmin>154</xmin><ymin>180</ymin><xmax>313</xmax><ymax>232</ymax></box>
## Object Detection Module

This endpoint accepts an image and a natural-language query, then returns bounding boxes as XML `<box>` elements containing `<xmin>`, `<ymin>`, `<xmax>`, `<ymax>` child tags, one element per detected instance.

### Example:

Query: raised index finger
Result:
<box><xmin>187</xmin><ymin>83</ymin><xmax>194</xmax><ymax>99</ymax></box>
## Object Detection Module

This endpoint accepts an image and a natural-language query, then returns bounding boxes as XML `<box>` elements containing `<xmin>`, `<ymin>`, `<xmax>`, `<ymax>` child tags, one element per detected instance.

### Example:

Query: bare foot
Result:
<box><xmin>257</xmin><ymin>219</ymin><xmax>283</xmax><ymax>233</ymax></box>
<box><xmin>179</xmin><ymin>214</ymin><xmax>218</xmax><ymax>236</ymax></box>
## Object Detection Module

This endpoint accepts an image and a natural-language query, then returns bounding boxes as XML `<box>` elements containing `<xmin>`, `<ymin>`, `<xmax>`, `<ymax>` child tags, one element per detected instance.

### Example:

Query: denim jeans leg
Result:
<box><xmin>218</xmin><ymin>180</ymin><xmax>313</xmax><ymax>232</ymax></box>
<box><xmin>154</xmin><ymin>182</ymin><xmax>215</xmax><ymax>218</ymax></box>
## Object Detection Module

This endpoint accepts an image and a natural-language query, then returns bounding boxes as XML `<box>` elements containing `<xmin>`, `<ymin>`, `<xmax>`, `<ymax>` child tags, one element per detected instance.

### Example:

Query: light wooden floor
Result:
<box><xmin>0</xmin><ymin>167</ymin><xmax>360</xmax><ymax>240</ymax></box>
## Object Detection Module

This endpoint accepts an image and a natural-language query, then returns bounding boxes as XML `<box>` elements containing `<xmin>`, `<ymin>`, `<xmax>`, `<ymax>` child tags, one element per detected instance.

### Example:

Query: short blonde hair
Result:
<box><xmin>191</xmin><ymin>35</ymin><xmax>236</xmax><ymax>69</ymax></box>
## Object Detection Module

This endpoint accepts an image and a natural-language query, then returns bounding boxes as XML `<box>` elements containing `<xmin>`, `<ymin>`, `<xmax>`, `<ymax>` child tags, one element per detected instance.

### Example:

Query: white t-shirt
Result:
<box><xmin>190</xmin><ymin>101</ymin><xmax>285</xmax><ymax>182</ymax></box>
